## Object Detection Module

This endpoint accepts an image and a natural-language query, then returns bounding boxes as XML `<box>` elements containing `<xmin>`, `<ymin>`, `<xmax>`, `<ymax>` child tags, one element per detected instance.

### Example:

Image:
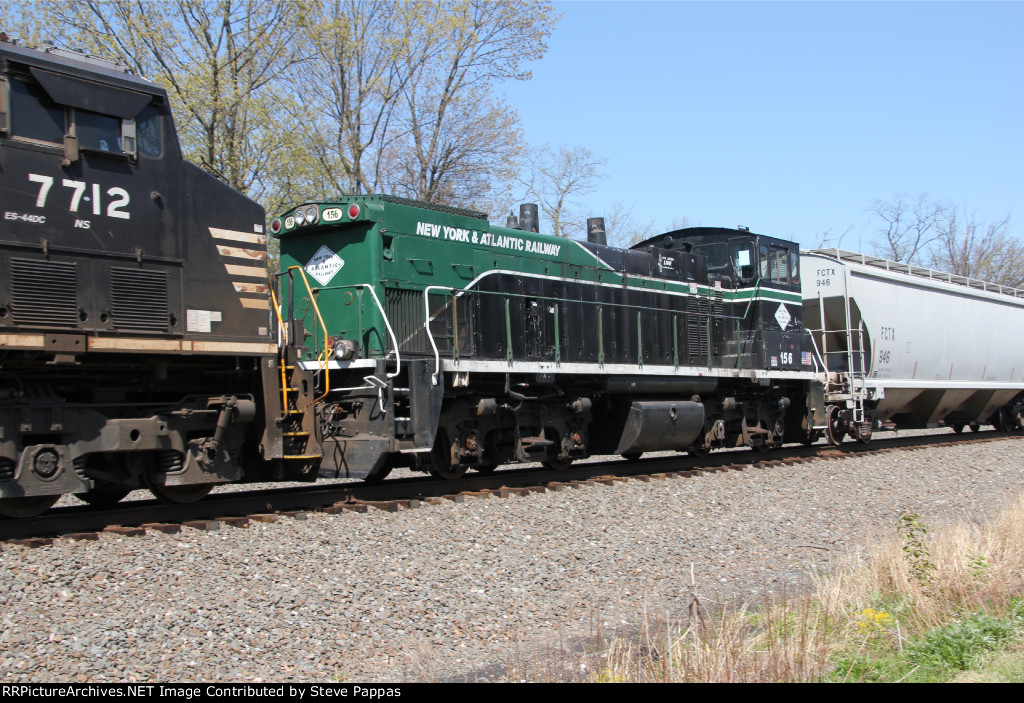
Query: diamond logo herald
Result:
<box><xmin>305</xmin><ymin>245</ymin><xmax>345</xmax><ymax>286</ymax></box>
<box><xmin>775</xmin><ymin>303</ymin><xmax>791</xmax><ymax>330</ymax></box>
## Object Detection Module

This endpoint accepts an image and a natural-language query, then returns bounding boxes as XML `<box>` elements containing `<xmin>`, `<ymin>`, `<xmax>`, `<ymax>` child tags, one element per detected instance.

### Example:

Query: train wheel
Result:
<box><xmin>75</xmin><ymin>482</ymin><xmax>131</xmax><ymax>507</ymax></box>
<box><xmin>428</xmin><ymin>437</ymin><xmax>467</xmax><ymax>479</ymax></box>
<box><xmin>542</xmin><ymin>459</ymin><xmax>573</xmax><ymax>471</ymax></box>
<box><xmin>473</xmin><ymin>462</ymin><xmax>497</xmax><ymax>475</ymax></box>
<box><xmin>825</xmin><ymin>406</ymin><xmax>845</xmax><ymax>446</ymax></box>
<box><xmin>620</xmin><ymin>452</ymin><xmax>643</xmax><ymax>462</ymax></box>
<box><xmin>969</xmin><ymin>422</ymin><xmax>981</xmax><ymax>433</ymax></box>
<box><xmin>150</xmin><ymin>483</ymin><xmax>213</xmax><ymax>504</ymax></box>
<box><xmin>951</xmin><ymin>424</ymin><xmax>965</xmax><ymax>434</ymax></box>
<box><xmin>0</xmin><ymin>495</ymin><xmax>60</xmax><ymax>518</ymax></box>
<box><xmin>0</xmin><ymin>495</ymin><xmax>60</xmax><ymax>519</ymax></box>
<box><xmin>431</xmin><ymin>465</ymin><xmax>468</xmax><ymax>480</ymax></box>
<box><xmin>688</xmin><ymin>446</ymin><xmax>710</xmax><ymax>458</ymax></box>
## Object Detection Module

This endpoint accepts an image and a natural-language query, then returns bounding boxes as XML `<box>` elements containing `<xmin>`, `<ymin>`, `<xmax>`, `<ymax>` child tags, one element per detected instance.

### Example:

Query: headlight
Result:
<box><xmin>294</xmin><ymin>208</ymin><xmax>306</xmax><ymax>226</ymax></box>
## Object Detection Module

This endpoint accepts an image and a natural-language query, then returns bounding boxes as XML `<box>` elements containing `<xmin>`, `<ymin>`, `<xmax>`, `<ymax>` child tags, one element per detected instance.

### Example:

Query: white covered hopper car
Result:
<box><xmin>800</xmin><ymin>249</ymin><xmax>1024</xmax><ymax>443</ymax></box>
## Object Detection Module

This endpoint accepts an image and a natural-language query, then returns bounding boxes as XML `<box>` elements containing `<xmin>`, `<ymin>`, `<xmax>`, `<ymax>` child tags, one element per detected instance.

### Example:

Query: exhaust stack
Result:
<box><xmin>519</xmin><ymin>203</ymin><xmax>539</xmax><ymax>233</ymax></box>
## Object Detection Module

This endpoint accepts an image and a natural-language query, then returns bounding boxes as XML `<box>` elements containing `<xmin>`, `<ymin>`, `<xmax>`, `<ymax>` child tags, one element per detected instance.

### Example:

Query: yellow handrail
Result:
<box><xmin>269</xmin><ymin>285</ymin><xmax>291</xmax><ymax>416</ymax></box>
<box><xmin>281</xmin><ymin>266</ymin><xmax>332</xmax><ymax>402</ymax></box>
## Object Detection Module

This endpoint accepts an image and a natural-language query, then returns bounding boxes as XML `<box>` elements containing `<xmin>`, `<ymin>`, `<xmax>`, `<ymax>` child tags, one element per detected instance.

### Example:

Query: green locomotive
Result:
<box><xmin>274</xmin><ymin>195</ymin><xmax>820</xmax><ymax>481</ymax></box>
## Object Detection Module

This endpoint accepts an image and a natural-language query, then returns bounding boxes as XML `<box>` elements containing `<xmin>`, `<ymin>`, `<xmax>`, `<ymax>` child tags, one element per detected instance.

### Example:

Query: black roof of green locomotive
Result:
<box><xmin>632</xmin><ymin>226</ymin><xmax>800</xmax><ymax>253</ymax></box>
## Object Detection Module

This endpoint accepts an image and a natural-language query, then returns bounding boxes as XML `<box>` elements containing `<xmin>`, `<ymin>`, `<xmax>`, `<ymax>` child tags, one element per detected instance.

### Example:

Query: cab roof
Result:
<box><xmin>633</xmin><ymin>226</ymin><xmax>799</xmax><ymax>253</ymax></box>
<box><xmin>1</xmin><ymin>39</ymin><xmax>165</xmax><ymax>98</ymax></box>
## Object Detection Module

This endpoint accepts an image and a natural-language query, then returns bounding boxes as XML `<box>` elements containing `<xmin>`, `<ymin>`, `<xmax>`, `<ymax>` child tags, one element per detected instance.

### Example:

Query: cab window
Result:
<box><xmin>759</xmin><ymin>244</ymin><xmax>792</xmax><ymax>284</ymax></box>
<box><xmin>10</xmin><ymin>77</ymin><xmax>65</xmax><ymax>144</ymax></box>
<box><xmin>137</xmin><ymin>104</ymin><xmax>162</xmax><ymax>158</ymax></box>
<box><xmin>731</xmin><ymin>241</ymin><xmax>756</xmax><ymax>281</ymax></box>
<box><xmin>692</xmin><ymin>242</ymin><xmax>730</xmax><ymax>270</ymax></box>
<box><xmin>7</xmin><ymin>74</ymin><xmax>159</xmax><ymax>158</ymax></box>
<box><xmin>77</xmin><ymin>108</ymin><xmax>122</xmax><ymax>152</ymax></box>
<box><xmin>770</xmin><ymin>247</ymin><xmax>790</xmax><ymax>283</ymax></box>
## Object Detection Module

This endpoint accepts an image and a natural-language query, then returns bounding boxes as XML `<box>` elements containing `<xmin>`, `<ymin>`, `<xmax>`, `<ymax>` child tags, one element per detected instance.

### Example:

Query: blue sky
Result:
<box><xmin>497</xmin><ymin>1</ymin><xmax>1024</xmax><ymax>251</ymax></box>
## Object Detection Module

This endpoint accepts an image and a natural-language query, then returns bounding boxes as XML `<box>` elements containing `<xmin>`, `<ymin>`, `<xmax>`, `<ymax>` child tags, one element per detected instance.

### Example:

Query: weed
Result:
<box><xmin>591</xmin><ymin>666</ymin><xmax>627</xmax><ymax>683</ymax></box>
<box><xmin>908</xmin><ymin>612</ymin><xmax>1021</xmax><ymax>679</ymax></box>
<box><xmin>966</xmin><ymin>550</ymin><xmax>990</xmax><ymax>583</ymax></box>
<box><xmin>897</xmin><ymin>509</ymin><xmax>937</xmax><ymax>590</ymax></box>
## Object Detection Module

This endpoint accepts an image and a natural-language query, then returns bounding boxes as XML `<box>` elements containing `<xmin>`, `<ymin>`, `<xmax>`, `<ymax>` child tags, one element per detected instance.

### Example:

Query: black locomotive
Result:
<box><xmin>0</xmin><ymin>39</ymin><xmax>317</xmax><ymax>517</ymax></box>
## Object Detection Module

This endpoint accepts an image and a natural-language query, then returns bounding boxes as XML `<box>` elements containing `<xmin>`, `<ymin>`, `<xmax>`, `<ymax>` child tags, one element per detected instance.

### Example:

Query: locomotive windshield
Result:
<box><xmin>691</xmin><ymin>241</ymin><xmax>730</xmax><ymax>269</ymax></box>
<box><xmin>691</xmin><ymin>239</ymin><xmax>758</xmax><ymax>283</ymax></box>
<box><xmin>9</xmin><ymin>77</ymin><xmax>65</xmax><ymax>143</ymax></box>
<box><xmin>4</xmin><ymin>63</ymin><xmax>161</xmax><ymax>159</ymax></box>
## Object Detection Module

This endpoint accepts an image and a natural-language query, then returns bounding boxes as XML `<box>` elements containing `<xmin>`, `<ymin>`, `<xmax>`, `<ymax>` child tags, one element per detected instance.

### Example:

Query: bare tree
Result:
<box><xmin>869</xmin><ymin>194</ymin><xmax>947</xmax><ymax>264</ymax></box>
<box><xmin>517</xmin><ymin>144</ymin><xmax>607</xmax><ymax>237</ymax></box>
<box><xmin>13</xmin><ymin>0</ymin><xmax>555</xmax><ymax>217</ymax></box>
<box><xmin>929</xmin><ymin>209</ymin><xmax>1023</xmax><ymax>287</ymax></box>
<box><xmin>387</xmin><ymin>88</ymin><xmax>523</xmax><ymax>211</ymax></box>
<box><xmin>601</xmin><ymin>201</ymin><xmax>657</xmax><ymax>248</ymax></box>
<box><xmin>812</xmin><ymin>225</ymin><xmax>854</xmax><ymax>250</ymax></box>
<box><xmin>866</xmin><ymin>194</ymin><xmax>1023</xmax><ymax>287</ymax></box>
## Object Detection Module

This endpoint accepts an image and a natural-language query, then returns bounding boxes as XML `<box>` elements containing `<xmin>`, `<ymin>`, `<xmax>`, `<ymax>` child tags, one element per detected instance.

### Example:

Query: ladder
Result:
<box><xmin>269</xmin><ymin>268</ymin><xmax>331</xmax><ymax>467</ymax></box>
<box><xmin>811</xmin><ymin>272</ymin><xmax>870</xmax><ymax>439</ymax></box>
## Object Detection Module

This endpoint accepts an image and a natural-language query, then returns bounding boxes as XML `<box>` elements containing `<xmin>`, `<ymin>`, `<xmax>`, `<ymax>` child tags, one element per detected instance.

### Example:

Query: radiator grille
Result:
<box><xmin>686</xmin><ymin>296</ymin><xmax>710</xmax><ymax>361</ymax></box>
<box><xmin>385</xmin><ymin>287</ymin><xmax>430</xmax><ymax>353</ymax></box>
<box><xmin>11</xmin><ymin>258</ymin><xmax>78</xmax><ymax>327</ymax></box>
<box><xmin>110</xmin><ymin>268</ymin><xmax>168</xmax><ymax>331</ymax></box>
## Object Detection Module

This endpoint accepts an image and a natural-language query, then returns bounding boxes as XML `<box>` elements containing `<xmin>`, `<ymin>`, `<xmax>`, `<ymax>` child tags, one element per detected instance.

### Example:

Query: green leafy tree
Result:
<box><xmin>14</xmin><ymin>0</ymin><xmax>305</xmax><ymax>207</ymax></box>
<box><xmin>386</xmin><ymin>0</ymin><xmax>556</xmax><ymax>212</ymax></box>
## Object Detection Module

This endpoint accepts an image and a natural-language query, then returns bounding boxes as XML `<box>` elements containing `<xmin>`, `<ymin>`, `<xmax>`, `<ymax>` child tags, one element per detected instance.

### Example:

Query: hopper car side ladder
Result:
<box><xmin>812</xmin><ymin>263</ymin><xmax>870</xmax><ymax>442</ymax></box>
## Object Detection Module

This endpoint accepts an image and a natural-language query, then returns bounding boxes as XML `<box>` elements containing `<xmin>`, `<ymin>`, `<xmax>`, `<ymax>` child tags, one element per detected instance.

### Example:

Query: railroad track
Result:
<box><xmin>3</xmin><ymin>429</ymin><xmax>1018</xmax><ymax>545</ymax></box>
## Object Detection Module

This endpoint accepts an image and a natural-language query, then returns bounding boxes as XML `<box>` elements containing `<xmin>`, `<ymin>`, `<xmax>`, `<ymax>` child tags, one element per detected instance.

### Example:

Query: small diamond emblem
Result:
<box><xmin>305</xmin><ymin>245</ymin><xmax>344</xmax><ymax>286</ymax></box>
<box><xmin>775</xmin><ymin>303</ymin><xmax>791</xmax><ymax>330</ymax></box>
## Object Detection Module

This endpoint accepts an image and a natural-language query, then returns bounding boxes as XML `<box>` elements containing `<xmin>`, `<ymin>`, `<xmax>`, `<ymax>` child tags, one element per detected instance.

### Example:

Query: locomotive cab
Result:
<box><xmin>634</xmin><ymin>227</ymin><xmax>811</xmax><ymax>374</ymax></box>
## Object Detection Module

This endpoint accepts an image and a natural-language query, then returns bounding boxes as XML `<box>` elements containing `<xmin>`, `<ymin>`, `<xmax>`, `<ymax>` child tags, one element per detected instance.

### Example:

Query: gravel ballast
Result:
<box><xmin>2</xmin><ymin>435</ymin><xmax>1022</xmax><ymax>682</ymax></box>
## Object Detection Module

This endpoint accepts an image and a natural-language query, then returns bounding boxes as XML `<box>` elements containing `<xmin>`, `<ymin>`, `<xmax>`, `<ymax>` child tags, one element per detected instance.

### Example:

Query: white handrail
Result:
<box><xmin>423</xmin><ymin>285</ymin><xmax>453</xmax><ymax>385</ymax></box>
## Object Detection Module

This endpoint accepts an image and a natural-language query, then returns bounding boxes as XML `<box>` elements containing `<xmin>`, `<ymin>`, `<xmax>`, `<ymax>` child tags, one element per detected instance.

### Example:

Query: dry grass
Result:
<box><xmin>821</xmin><ymin>493</ymin><xmax>1024</xmax><ymax>631</ymax></box>
<box><xmin>510</xmin><ymin>492</ymin><xmax>1024</xmax><ymax>682</ymax></box>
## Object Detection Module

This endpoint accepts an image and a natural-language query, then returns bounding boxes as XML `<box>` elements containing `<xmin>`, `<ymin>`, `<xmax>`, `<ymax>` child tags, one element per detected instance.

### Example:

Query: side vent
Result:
<box><xmin>385</xmin><ymin>287</ymin><xmax>430</xmax><ymax>353</ymax></box>
<box><xmin>110</xmin><ymin>267</ymin><xmax>168</xmax><ymax>331</ymax></box>
<box><xmin>11</xmin><ymin>258</ymin><xmax>78</xmax><ymax>327</ymax></box>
